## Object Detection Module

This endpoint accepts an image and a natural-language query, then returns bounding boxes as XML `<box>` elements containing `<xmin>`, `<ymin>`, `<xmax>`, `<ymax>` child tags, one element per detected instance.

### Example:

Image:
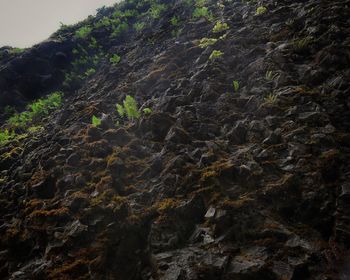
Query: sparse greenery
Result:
<box><xmin>10</xmin><ymin>48</ymin><xmax>25</xmax><ymax>55</ymax></box>
<box><xmin>0</xmin><ymin>92</ymin><xmax>63</xmax><ymax>145</ymax></box>
<box><xmin>92</xmin><ymin>115</ymin><xmax>102</xmax><ymax>127</ymax></box>
<box><xmin>264</xmin><ymin>93</ymin><xmax>277</xmax><ymax>105</ymax></box>
<box><xmin>195</xmin><ymin>0</ymin><xmax>208</xmax><ymax>7</ymax></box>
<box><xmin>193</xmin><ymin>7</ymin><xmax>213</xmax><ymax>21</ymax></box>
<box><xmin>255</xmin><ymin>6</ymin><xmax>267</xmax><ymax>15</ymax></box>
<box><xmin>116</xmin><ymin>104</ymin><xmax>125</xmax><ymax>117</ymax></box>
<box><xmin>116</xmin><ymin>95</ymin><xmax>141</xmax><ymax>120</ymax></box>
<box><xmin>75</xmin><ymin>26</ymin><xmax>93</xmax><ymax>39</ymax></box>
<box><xmin>110</xmin><ymin>54</ymin><xmax>121</xmax><ymax>65</ymax></box>
<box><xmin>133</xmin><ymin>22</ymin><xmax>145</xmax><ymax>31</ymax></box>
<box><xmin>143</xmin><ymin>108</ymin><xmax>152</xmax><ymax>114</ymax></box>
<box><xmin>170</xmin><ymin>16</ymin><xmax>180</xmax><ymax>26</ymax></box>
<box><xmin>265</xmin><ymin>70</ymin><xmax>279</xmax><ymax>81</ymax></box>
<box><xmin>95</xmin><ymin>17</ymin><xmax>113</xmax><ymax>28</ymax></box>
<box><xmin>293</xmin><ymin>37</ymin><xmax>314</xmax><ymax>52</ymax></box>
<box><xmin>212</xmin><ymin>21</ymin><xmax>229</xmax><ymax>33</ymax></box>
<box><xmin>148</xmin><ymin>4</ymin><xmax>167</xmax><ymax>19</ymax></box>
<box><xmin>198</xmin><ymin>38</ymin><xmax>217</xmax><ymax>48</ymax></box>
<box><xmin>85</xmin><ymin>68</ymin><xmax>96</xmax><ymax>76</ymax></box>
<box><xmin>8</xmin><ymin>92</ymin><xmax>63</xmax><ymax>129</ymax></box>
<box><xmin>209</xmin><ymin>50</ymin><xmax>224</xmax><ymax>60</ymax></box>
<box><xmin>233</xmin><ymin>80</ymin><xmax>240</xmax><ymax>92</ymax></box>
<box><xmin>89</xmin><ymin>37</ymin><xmax>99</xmax><ymax>49</ymax></box>
<box><xmin>111</xmin><ymin>22</ymin><xmax>129</xmax><ymax>38</ymax></box>
<box><xmin>0</xmin><ymin>130</ymin><xmax>15</xmax><ymax>145</ymax></box>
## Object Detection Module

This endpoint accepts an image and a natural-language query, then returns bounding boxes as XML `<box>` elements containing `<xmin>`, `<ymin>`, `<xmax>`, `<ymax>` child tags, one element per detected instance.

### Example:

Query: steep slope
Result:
<box><xmin>1</xmin><ymin>0</ymin><xmax>350</xmax><ymax>279</ymax></box>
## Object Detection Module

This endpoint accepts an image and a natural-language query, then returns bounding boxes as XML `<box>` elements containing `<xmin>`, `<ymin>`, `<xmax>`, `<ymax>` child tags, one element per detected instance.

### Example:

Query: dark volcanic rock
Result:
<box><xmin>0</xmin><ymin>0</ymin><xmax>349</xmax><ymax>279</ymax></box>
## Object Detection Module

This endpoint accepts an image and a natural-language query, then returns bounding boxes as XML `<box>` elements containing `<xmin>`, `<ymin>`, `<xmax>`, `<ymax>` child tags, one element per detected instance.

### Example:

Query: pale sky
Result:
<box><xmin>0</xmin><ymin>0</ymin><xmax>118</xmax><ymax>48</ymax></box>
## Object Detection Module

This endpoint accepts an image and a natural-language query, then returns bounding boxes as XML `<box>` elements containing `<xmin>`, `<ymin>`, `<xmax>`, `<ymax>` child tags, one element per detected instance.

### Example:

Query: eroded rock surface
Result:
<box><xmin>0</xmin><ymin>0</ymin><xmax>350</xmax><ymax>279</ymax></box>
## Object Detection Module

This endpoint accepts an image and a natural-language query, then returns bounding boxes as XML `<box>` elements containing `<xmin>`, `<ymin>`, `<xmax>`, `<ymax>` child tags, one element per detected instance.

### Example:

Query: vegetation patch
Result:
<box><xmin>193</xmin><ymin>7</ymin><xmax>213</xmax><ymax>21</ymax></box>
<box><xmin>209</xmin><ymin>50</ymin><xmax>224</xmax><ymax>60</ymax></box>
<box><xmin>212</xmin><ymin>21</ymin><xmax>229</xmax><ymax>33</ymax></box>
<box><xmin>75</xmin><ymin>26</ymin><xmax>93</xmax><ymax>39</ymax></box>
<box><xmin>198</xmin><ymin>37</ymin><xmax>217</xmax><ymax>48</ymax></box>
<box><xmin>256</xmin><ymin>6</ymin><xmax>267</xmax><ymax>15</ymax></box>
<box><xmin>110</xmin><ymin>54</ymin><xmax>121</xmax><ymax>65</ymax></box>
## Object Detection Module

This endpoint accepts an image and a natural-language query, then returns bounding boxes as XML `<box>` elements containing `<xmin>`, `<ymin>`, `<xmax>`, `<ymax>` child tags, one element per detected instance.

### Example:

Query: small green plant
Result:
<box><xmin>10</xmin><ymin>48</ymin><xmax>25</xmax><ymax>55</ymax></box>
<box><xmin>148</xmin><ymin>4</ymin><xmax>167</xmax><ymax>19</ymax></box>
<box><xmin>198</xmin><ymin>37</ymin><xmax>217</xmax><ymax>48</ymax></box>
<box><xmin>212</xmin><ymin>21</ymin><xmax>229</xmax><ymax>33</ymax></box>
<box><xmin>171</xmin><ymin>29</ymin><xmax>181</xmax><ymax>38</ymax></box>
<box><xmin>0</xmin><ymin>129</ymin><xmax>15</xmax><ymax>145</ymax></box>
<box><xmin>264</xmin><ymin>93</ymin><xmax>277</xmax><ymax>105</ymax></box>
<box><xmin>195</xmin><ymin>0</ymin><xmax>207</xmax><ymax>7</ymax></box>
<box><xmin>143</xmin><ymin>108</ymin><xmax>152</xmax><ymax>114</ymax></box>
<box><xmin>293</xmin><ymin>37</ymin><xmax>313</xmax><ymax>52</ymax></box>
<box><xmin>85</xmin><ymin>68</ymin><xmax>96</xmax><ymax>76</ymax></box>
<box><xmin>122</xmin><ymin>9</ymin><xmax>139</xmax><ymax>18</ymax></box>
<box><xmin>89</xmin><ymin>37</ymin><xmax>99</xmax><ymax>49</ymax></box>
<box><xmin>209</xmin><ymin>50</ymin><xmax>224</xmax><ymax>60</ymax></box>
<box><xmin>110</xmin><ymin>54</ymin><xmax>121</xmax><ymax>65</ymax></box>
<box><xmin>75</xmin><ymin>26</ymin><xmax>92</xmax><ymax>39</ymax></box>
<box><xmin>170</xmin><ymin>16</ymin><xmax>180</xmax><ymax>26</ymax></box>
<box><xmin>233</xmin><ymin>80</ymin><xmax>240</xmax><ymax>92</ymax></box>
<box><xmin>92</xmin><ymin>115</ymin><xmax>102</xmax><ymax>127</ymax></box>
<box><xmin>265</xmin><ymin>70</ymin><xmax>279</xmax><ymax>81</ymax></box>
<box><xmin>255</xmin><ymin>6</ymin><xmax>267</xmax><ymax>15</ymax></box>
<box><xmin>111</xmin><ymin>22</ymin><xmax>129</xmax><ymax>38</ymax></box>
<box><xmin>116</xmin><ymin>104</ymin><xmax>125</xmax><ymax>117</ymax></box>
<box><xmin>116</xmin><ymin>95</ymin><xmax>140</xmax><ymax>120</ymax></box>
<box><xmin>133</xmin><ymin>22</ymin><xmax>145</xmax><ymax>31</ymax></box>
<box><xmin>193</xmin><ymin>7</ymin><xmax>213</xmax><ymax>20</ymax></box>
<box><xmin>95</xmin><ymin>17</ymin><xmax>113</xmax><ymax>28</ymax></box>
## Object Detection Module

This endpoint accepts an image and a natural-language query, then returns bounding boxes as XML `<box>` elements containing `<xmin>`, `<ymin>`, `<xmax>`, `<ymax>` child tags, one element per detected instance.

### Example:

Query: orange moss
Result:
<box><xmin>156</xmin><ymin>198</ymin><xmax>180</xmax><ymax>212</ymax></box>
<box><xmin>200</xmin><ymin>170</ymin><xmax>218</xmax><ymax>182</ymax></box>
<box><xmin>294</xmin><ymin>86</ymin><xmax>318</xmax><ymax>95</ymax></box>
<box><xmin>320</xmin><ymin>149</ymin><xmax>340</xmax><ymax>160</ymax></box>
<box><xmin>48</xmin><ymin>259</ymin><xmax>90</xmax><ymax>280</ymax></box>
<box><xmin>222</xmin><ymin>195</ymin><xmax>255</xmax><ymax>209</ymax></box>
<box><xmin>30</xmin><ymin>207</ymin><xmax>70</xmax><ymax>219</ymax></box>
<box><xmin>24</xmin><ymin>199</ymin><xmax>45</xmax><ymax>215</ymax></box>
<box><xmin>95</xmin><ymin>175</ymin><xmax>113</xmax><ymax>193</ymax></box>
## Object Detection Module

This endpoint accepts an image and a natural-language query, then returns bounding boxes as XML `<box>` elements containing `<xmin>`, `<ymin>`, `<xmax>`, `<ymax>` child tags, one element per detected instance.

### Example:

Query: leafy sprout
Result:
<box><xmin>92</xmin><ymin>115</ymin><xmax>102</xmax><ymax>127</ymax></box>
<box><xmin>198</xmin><ymin>38</ymin><xmax>217</xmax><ymax>48</ymax></box>
<box><xmin>133</xmin><ymin>22</ymin><xmax>145</xmax><ymax>31</ymax></box>
<box><xmin>143</xmin><ymin>108</ymin><xmax>152</xmax><ymax>114</ymax></box>
<box><xmin>209</xmin><ymin>50</ymin><xmax>224</xmax><ymax>60</ymax></box>
<box><xmin>170</xmin><ymin>16</ymin><xmax>180</xmax><ymax>26</ymax></box>
<box><xmin>75</xmin><ymin>26</ymin><xmax>92</xmax><ymax>39</ymax></box>
<box><xmin>212</xmin><ymin>22</ymin><xmax>229</xmax><ymax>33</ymax></box>
<box><xmin>110</xmin><ymin>54</ymin><xmax>121</xmax><ymax>65</ymax></box>
<box><xmin>116</xmin><ymin>95</ymin><xmax>140</xmax><ymax>120</ymax></box>
<box><xmin>233</xmin><ymin>80</ymin><xmax>240</xmax><ymax>92</ymax></box>
<box><xmin>255</xmin><ymin>6</ymin><xmax>267</xmax><ymax>15</ymax></box>
<box><xmin>193</xmin><ymin>7</ymin><xmax>213</xmax><ymax>21</ymax></box>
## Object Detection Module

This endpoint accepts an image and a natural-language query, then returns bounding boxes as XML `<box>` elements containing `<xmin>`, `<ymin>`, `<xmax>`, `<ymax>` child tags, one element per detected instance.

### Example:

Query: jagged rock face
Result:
<box><xmin>0</xmin><ymin>0</ymin><xmax>350</xmax><ymax>279</ymax></box>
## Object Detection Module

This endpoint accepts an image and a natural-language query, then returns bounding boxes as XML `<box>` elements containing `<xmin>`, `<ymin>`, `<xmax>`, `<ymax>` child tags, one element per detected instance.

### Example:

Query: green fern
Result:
<box><xmin>116</xmin><ymin>104</ymin><xmax>125</xmax><ymax>117</ymax></box>
<box><xmin>143</xmin><ymin>108</ymin><xmax>152</xmax><ymax>114</ymax></box>
<box><xmin>233</xmin><ymin>80</ymin><xmax>240</xmax><ymax>92</ymax></box>
<box><xmin>212</xmin><ymin>22</ymin><xmax>229</xmax><ymax>33</ymax></box>
<box><xmin>123</xmin><ymin>95</ymin><xmax>140</xmax><ymax>120</ymax></box>
<box><xmin>92</xmin><ymin>115</ymin><xmax>102</xmax><ymax>127</ymax></box>
<box><xmin>209</xmin><ymin>50</ymin><xmax>224</xmax><ymax>60</ymax></box>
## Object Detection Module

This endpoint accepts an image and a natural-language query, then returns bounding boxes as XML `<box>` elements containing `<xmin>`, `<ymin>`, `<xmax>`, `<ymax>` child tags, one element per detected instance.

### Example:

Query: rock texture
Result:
<box><xmin>1</xmin><ymin>0</ymin><xmax>350</xmax><ymax>279</ymax></box>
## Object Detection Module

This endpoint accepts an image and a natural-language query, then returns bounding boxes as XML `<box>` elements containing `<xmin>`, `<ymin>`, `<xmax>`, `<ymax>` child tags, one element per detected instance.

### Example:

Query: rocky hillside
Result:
<box><xmin>1</xmin><ymin>0</ymin><xmax>350</xmax><ymax>279</ymax></box>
